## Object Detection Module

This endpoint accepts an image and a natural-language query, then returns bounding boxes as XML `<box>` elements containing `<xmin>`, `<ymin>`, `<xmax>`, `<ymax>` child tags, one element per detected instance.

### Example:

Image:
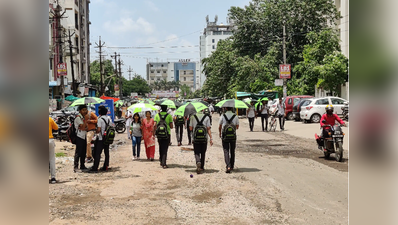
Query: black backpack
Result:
<box><xmin>193</xmin><ymin>115</ymin><xmax>208</xmax><ymax>143</ymax></box>
<box><xmin>156</xmin><ymin>113</ymin><xmax>169</xmax><ymax>139</ymax></box>
<box><xmin>66</xmin><ymin>115</ymin><xmax>79</xmax><ymax>144</ymax></box>
<box><xmin>222</xmin><ymin>114</ymin><xmax>237</xmax><ymax>142</ymax></box>
<box><xmin>102</xmin><ymin>117</ymin><xmax>116</xmax><ymax>145</ymax></box>
<box><xmin>176</xmin><ymin>115</ymin><xmax>185</xmax><ymax>125</ymax></box>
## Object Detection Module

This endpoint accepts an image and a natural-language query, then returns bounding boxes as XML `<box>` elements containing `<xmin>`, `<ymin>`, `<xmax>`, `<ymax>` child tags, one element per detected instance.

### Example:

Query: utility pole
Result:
<box><xmin>51</xmin><ymin>1</ymin><xmax>66</xmax><ymax>109</ymax></box>
<box><xmin>282</xmin><ymin>25</ymin><xmax>287</xmax><ymax>98</ymax></box>
<box><xmin>95</xmin><ymin>36</ymin><xmax>105</xmax><ymax>96</ymax></box>
<box><xmin>127</xmin><ymin>66</ymin><xmax>133</xmax><ymax>80</ymax></box>
<box><xmin>67</xmin><ymin>29</ymin><xmax>76</xmax><ymax>96</ymax></box>
<box><xmin>111</xmin><ymin>52</ymin><xmax>118</xmax><ymax>96</ymax></box>
<box><xmin>118</xmin><ymin>54</ymin><xmax>123</xmax><ymax>98</ymax></box>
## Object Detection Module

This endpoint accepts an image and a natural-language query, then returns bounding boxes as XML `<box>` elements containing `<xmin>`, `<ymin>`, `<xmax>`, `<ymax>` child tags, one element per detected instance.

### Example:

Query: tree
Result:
<box><xmin>122</xmin><ymin>76</ymin><xmax>151</xmax><ymax>96</ymax></box>
<box><xmin>90</xmin><ymin>59</ymin><xmax>117</xmax><ymax>96</ymax></box>
<box><xmin>180</xmin><ymin>84</ymin><xmax>192</xmax><ymax>99</ymax></box>
<box><xmin>202</xmin><ymin>0</ymin><xmax>344</xmax><ymax>97</ymax></box>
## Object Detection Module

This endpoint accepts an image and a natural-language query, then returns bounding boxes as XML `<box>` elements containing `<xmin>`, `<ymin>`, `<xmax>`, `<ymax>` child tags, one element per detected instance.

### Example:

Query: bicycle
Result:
<box><xmin>268</xmin><ymin>112</ymin><xmax>277</xmax><ymax>132</ymax></box>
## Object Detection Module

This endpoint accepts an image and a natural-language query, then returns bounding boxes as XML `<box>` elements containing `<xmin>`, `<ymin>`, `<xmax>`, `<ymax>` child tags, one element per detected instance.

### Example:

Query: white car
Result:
<box><xmin>300</xmin><ymin>96</ymin><xmax>347</xmax><ymax>123</ymax></box>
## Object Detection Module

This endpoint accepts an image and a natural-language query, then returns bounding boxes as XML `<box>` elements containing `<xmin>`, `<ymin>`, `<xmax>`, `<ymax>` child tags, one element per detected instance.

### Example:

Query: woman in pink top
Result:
<box><xmin>142</xmin><ymin>111</ymin><xmax>156</xmax><ymax>160</ymax></box>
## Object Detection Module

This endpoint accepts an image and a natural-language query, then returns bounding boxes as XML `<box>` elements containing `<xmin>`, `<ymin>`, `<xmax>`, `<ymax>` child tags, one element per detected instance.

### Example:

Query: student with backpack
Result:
<box><xmin>154</xmin><ymin>105</ymin><xmax>174</xmax><ymax>169</ymax></box>
<box><xmin>174</xmin><ymin>114</ymin><xmax>185</xmax><ymax>146</ymax></box>
<box><xmin>73</xmin><ymin>105</ymin><xmax>89</xmax><ymax>172</ymax></box>
<box><xmin>189</xmin><ymin>110</ymin><xmax>213</xmax><ymax>174</ymax></box>
<box><xmin>88</xmin><ymin>106</ymin><xmax>115</xmax><ymax>173</ymax></box>
<box><xmin>219</xmin><ymin>107</ymin><xmax>239</xmax><ymax>173</ymax></box>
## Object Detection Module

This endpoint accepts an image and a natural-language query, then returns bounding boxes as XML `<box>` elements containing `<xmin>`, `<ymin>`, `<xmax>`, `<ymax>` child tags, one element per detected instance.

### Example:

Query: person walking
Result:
<box><xmin>185</xmin><ymin>114</ymin><xmax>192</xmax><ymax>145</ymax></box>
<box><xmin>258</xmin><ymin>100</ymin><xmax>269</xmax><ymax>131</ymax></box>
<box><xmin>74</xmin><ymin>105</ymin><xmax>89</xmax><ymax>172</ymax></box>
<box><xmin>190</xmin><ymin>110</ymin><xmax>213</xmax><ymax>174</ymax></box>
<box><xmin>85</xmin><ymin>109</ymin><xmax>98</xmax><ymax>163</ymax></box>
<box><xmin>49</xmin><ymin>115</ymin><xmax>58</xmax><ymax>183</ymax></box>
<box><xmin>277</xmin><ymin>97</ymin><xmax>286</xmax><ymax>131</ymax></box>
<box><xmin>174</xmin><ymin>114</ymin><xmax>185</xmax><ymax>146</ymax></box>
<box><xmin>167</xmin><ymin>107</ymin><xmax>175</xmax><ymax>146</ymax></box>
<box><xmin>247</xmin><ymin>101</ymin><xmax>256</xmax><ymax>132</ymax></box>
<box><xmin>125</xmin><ymin>109</ymin><xmax>133</xmax><ymax>140</ymax></box>
<box><xmin>130</xmin><ymin>113</ymin><xmax>142</xmax><ymax>160</ymax></box>
<box><xmin>154</xmin><ymin>105</ymin><xmax>173</xmax><ymax>168</ymax></box>
<box><xmin>219</xmin><ymin>107</ymin><xmax>239</xmax><ymax>173</ymax></box>
<box><xmin>142</xmin><ymin>111</ymin><xmax>156</xmax><ymax>161</ymax></box>
<box><xmin>88</xmin><ymin>106</ymin><xmax>111</xmax><ymax>173</ymax></box>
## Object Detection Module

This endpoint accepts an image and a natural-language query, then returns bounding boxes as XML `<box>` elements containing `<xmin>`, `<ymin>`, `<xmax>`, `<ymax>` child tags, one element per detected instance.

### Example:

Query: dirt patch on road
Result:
<box><xmin>238</xmin><ymin>132</ymin><xmax>348</xmax><ymax>172</ymax></box>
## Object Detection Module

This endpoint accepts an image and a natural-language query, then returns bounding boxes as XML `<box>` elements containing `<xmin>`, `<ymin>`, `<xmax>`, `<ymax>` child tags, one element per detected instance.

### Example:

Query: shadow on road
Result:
<box><xmin>233</xmin><ymin>167</ymin><xmax>262</xmax><ymax>173</ymax></box>
<box><xmin>167</xmin><ymin>164</ymin><xmax>196</xmax><ymax>169</ymax></box>
<box><xmin>185</xmin><ymin>169</ymin><xmax>220</xmax><ymax>174</ymax></box>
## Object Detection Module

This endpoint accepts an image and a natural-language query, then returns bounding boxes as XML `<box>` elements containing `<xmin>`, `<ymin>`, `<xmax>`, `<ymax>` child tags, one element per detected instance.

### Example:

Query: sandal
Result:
<box><xmin>163</xmin><ymin>165</ymin><xmax>168</xmax><ymax>169</ymax></box>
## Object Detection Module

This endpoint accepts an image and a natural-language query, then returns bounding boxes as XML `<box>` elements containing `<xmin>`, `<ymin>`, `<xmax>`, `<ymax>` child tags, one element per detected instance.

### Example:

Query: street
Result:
<box><xmin>49</xmin><ymin>114</ymin><xmax>348</xmax><ymax>225</ymax></box>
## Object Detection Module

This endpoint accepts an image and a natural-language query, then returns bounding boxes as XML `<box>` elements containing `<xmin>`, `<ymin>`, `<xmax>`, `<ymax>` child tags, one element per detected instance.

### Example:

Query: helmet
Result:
<box><xmin>325</xmin><ymin>105</ymin><xmax>334</xmax><ymax>113</ymax></box>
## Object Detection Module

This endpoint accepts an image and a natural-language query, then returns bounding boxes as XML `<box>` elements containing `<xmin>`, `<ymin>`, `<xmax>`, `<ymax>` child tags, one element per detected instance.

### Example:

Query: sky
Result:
<box><xmin>89</xmin><ymin>0</ymin><xmax>251</xmax><ymax>80</ymax></box>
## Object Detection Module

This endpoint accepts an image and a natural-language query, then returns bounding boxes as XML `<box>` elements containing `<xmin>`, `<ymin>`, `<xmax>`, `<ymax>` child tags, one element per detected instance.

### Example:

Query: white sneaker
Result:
<box><xmin>132</xmin><ymin>156</ymin><xmax>135</xmax><ymax>161</ymax></box>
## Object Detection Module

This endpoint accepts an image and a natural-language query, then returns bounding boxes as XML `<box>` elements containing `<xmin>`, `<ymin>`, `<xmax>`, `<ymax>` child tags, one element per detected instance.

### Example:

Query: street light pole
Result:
<box><xmin>68</xmin><ymin>29</ymin><xmax>76</xmax><ymax>96</ymax></box>
<box><xmin>282</xmin><ymin>25</ymin><xmax>287</xmax><ymax>98</ymax></box>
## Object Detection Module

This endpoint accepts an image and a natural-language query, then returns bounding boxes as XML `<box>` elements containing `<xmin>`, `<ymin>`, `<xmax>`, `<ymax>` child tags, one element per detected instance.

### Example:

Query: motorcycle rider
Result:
<box><xmin>318</xmin><ymin>105</ymin><xmax>346</xmax><ymax>146</ymax></box>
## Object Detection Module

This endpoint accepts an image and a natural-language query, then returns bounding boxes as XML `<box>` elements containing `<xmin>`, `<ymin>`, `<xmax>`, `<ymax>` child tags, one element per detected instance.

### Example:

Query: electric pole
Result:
<box><xmin>111</xmin><ymin>52</ymin><xmax>118</xmax><ymax>96</ymax></box>
<box><xmin>282</xmin><ymin>25</ymin><xmax>287</xmax><ymax>98</ymax></box>
<box><xmin>67</xmin><ymin>29</ymin><xmax>76</xmax><ymax>96</ymax></box>
<box><xmin>95</xmin><ymin>36</ymin><xmax>105</xmax><ymax>96</ymax></box>
<box><xmin>127</xmin><ymin>66</ymin><xmax>133</xmax><ymax>80</ymax></box>
<box><xmin>118</xmin><ymin>55</ymin><xmax>123</xmax><ymax>98</ymax></box>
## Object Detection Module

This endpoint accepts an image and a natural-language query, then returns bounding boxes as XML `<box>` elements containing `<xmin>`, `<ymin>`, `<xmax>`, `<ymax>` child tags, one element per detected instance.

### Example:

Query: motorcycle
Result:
<box><xmin>114</xmin><ymin>118</ymin><xmax>126</xmax><ymax>133</ymax></box>
<box><xmin>315</xmin><ymin>120</ymin><xmax>345</xmax><ymax>162</ymax></box>
<box><xmin>52</xmin><ymin>119</ymin><xmax>71</xmax><ymax>142</ymax></box>
<box><xmin>342</xmin><ymin>102</ymin><xmax>349</xmax><ymax>121</ymax></box>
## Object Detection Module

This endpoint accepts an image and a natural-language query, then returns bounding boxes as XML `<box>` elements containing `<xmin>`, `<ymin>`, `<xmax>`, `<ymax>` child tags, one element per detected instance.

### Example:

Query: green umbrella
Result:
<box><xmin>174</xmin><ymin>102</ymin><xmax>208</xmax><ymax>117</ymax></box>
<box><xmin>65</xmin><ymin>95</ymin><xmax>80</xmax><ymax>101</ymax></box>
<box><xmin>192</xmin><ymin>99</ymin><xmax>210</xmax><ymax>106</ymax></box>
<box><xmin>259</xmin><ymin>97</ymin><xmax>269</xmax><ymax>102</ymax></box>
<box><xmin>139</xmin><ymin>99</ymin><xmax>155</xmax><ymax>105</ymax></box>
<box><xmin>70</xmin><ymin>97</ymin><xmax>105</xmax><ymax>106</ymax></box>
<box><xmin>157</xmin><ymin>99</ymin><xmax>182</xmax><ymax>109</ymax></box>
<box><xmin>215</xmin><ymin>99</ymin><xmax>248</xmax><ymax>109</ymax></box>
<box><xmin>127</xmin><ymin>103</ymin><xmax>158</xmax><ymax>114</ymax></box>
<box><xmin>114</xmin><ymin>100</ymin><xmax>124</xmax><ymax>107</ymax></box>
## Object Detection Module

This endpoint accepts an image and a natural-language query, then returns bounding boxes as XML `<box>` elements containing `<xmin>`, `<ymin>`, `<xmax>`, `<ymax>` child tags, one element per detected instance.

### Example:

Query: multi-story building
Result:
<box><xmin>335</xmin><ymin>0</ymin><xmax>349</xmax><ymax>58</ymax></box>
<box><xmin>199</xmin><ymin>15</ymin><xmax>234</xmax><ymax>88</ymax></box>
<box><xmin>146</xmin><ymin>60</ymin><xmax>200</xmax><ymax>92</ymax></box>
<box><xmin>49</xmin><ymin>0</ymin><xmax>93</xmax><ymax>102</ymax></box>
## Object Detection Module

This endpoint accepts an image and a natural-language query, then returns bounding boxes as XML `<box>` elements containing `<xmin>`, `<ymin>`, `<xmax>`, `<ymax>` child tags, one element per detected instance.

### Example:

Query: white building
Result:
<box><xmin>199</xmin><ymin>15</ymin><xmax>234</xmax><ymax>88</ymax></box>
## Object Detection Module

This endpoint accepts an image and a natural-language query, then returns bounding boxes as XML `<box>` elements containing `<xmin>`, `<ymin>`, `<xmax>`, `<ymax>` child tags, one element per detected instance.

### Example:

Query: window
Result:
<box><xmin>157</xmin><ymin>71</ymin><xmax>160</xmax><ymax>73</ymax></box>
<box><xmin>184</xmin><ymin>77</ymin><xmax>186</xmax><ymax>81</ymax></box>
<box><xmin>161</xmin><ymin>64</ymin><xmax>163</xmax><ymax>67</ymax></box>
<box><xmin>183</xmin><ymin>71</ymin><xmax>186</xmax><ymax>75</ymax></box>
<box><xmin>331</xmin><ymin>98</ymin><xmax>345</xmax><ymax>105</ymax></box>
<box><xmin>315</xmin><ymin>99</ymin><xmax>329</xmax><ymax>105</ymax></box>
<box><xmin>163</xmin><ymin>71</ymin><xmax>166</xmax><ymax>73</ymax></box>
<box><xmin>301</xmin><ymin>100</ymin><xmax>311</xmax><ymax>107</ymax></box>
<box><xmin>150</xmin><ymin>64</ymin><xmax>153</xmax><ymax>67</ymax></box>
<box><xmin>212</xmin><ymin>45</ymin><xmax>215</xmax><ymax>49</ymax></box>
<box><xmin>288</xmin><ymin>98</ymin><xmax>293</xmax><ymax>105</ymax></box>
<box><xmin>75</xmin><ymin>13</ymin><xmax>78</xmax><ymax>29</ymax></box>
<box><xmin>293</xmin><ymin>98</ymin><xmax>300</xmax><ymax>105</ymax></box>
<box><xmin>212</xmin><ymin>39</ymin><xmax>215</xmax><ymax>43</ymax></box>
<box><xmin>151</xmin><ymin>77</ymin><xmax>154</xmax><ymax>80</ymax></box>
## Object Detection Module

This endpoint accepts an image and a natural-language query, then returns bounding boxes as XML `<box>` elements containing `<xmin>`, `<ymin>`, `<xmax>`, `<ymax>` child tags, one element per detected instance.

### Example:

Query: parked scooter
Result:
<box><xmin>52</xmin><ymin>119</ymin><xmax>71</xmax><ymax>142</ymax></box>
<box><xmin>342</xmin><ymin>102</ymin><xmax>349</xmax><ymax>121</ymax></box>
<box><xmin>315</xmin><ymin>120</ymin><xmax>346</xmax><ymax>162</ymax></box>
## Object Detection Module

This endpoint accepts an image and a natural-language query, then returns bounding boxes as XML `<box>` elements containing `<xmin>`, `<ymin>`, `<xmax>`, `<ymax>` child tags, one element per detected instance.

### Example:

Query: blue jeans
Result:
<box><xmin>132</xmin><ymin>136</ymin><xmax>142</xmax><ymax>157</ymax></box>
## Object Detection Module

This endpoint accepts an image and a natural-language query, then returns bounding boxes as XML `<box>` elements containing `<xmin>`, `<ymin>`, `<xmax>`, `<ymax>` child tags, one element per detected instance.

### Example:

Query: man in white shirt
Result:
<box><xmin>277</xmin><ymin>97</ymin><xmax>286</xmax><ymax>131</ymax></box>
<box><xmin>74</xmin><ymin>105</ymin><xmax>88</xmax><ymax>172</ymax></box>
<box><xmin>219</xmin><ymin>107</ymin><xmax>239</xmax><ymax>173</ymax></box>
<box><xmin>125</xmin><ymin>110</ymin><xmax>132</xmax><ymax>139</ymax></box>
<box><xmin>89</xmin><ymin>106</ymin><xmax>112</xmax><ymax>173</ymax></box>
<box><xmin>190</xmin><ymin>110</ymin><xmax>213</xmax><ymax>174</ymax></box>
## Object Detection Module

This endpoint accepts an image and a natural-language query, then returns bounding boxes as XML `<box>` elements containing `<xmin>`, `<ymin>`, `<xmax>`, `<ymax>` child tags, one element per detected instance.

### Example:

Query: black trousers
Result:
<box><xmin>222</xmin><ymin>141</ymin><xmax>236</xmax><ymax>169</ymax></box>
<box><xmin>175</xmin><ymin>124</ymin><xmax>184</xmax><ymax>143</ymax></box>
<box><xmin>261</xmin><ymin>114</ymin><xmax>268</xmax><ymax>131</ymax></box>
<box><xmin>248</xmin><ymin>117</ymin><xmax>255</xmax><ymax>131</ymax></box>
<box><xmin>74</xmin><ymin>137</ymin><xmax>87</xmax><ymax>169</ymax></box>
<box><xmin>186</xmin><ymin>125</ymin><xmax>192</xmax><ymax>143</ymax></box>
<box><xmin>158</xmin><ymin>137</ymin><xmax>170</xmax><ymax>166</ymax></box>
<box><xmin>93</xmin><ymin>139</ymin><xmax>110</xmax><ymax>170</ymax></box>
<box><xmin>193</xmin><ymin>142</ymin><xmax>207</xmax><ymax>169</ymax></box>
<box><xmin>278</xmin><ymin>115</ymin><xmax>285</xmax><ymax>129</ymax></box>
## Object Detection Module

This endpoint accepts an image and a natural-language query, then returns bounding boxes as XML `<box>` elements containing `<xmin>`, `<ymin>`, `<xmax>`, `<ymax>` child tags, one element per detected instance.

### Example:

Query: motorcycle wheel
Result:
<box><xmin>324</xmin><ymin>151</ymin><xmax>330</xmax><ymax>159</ymax></box>
<box><xmin>116</xmin><ymin>123</ymin><xmax>126</xmax><ymax>133</ymax></box>
<box><xmin>335</xmin><ymin>142</ymin><xmax>344</xmax><ymax>162</ymax></box>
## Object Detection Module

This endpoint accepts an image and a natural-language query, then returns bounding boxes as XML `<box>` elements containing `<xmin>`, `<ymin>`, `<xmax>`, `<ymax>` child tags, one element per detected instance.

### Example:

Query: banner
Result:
<box><xmin>95</xmin><ymin>99</ymin><xmax>115</xmax><ymax>122</ymax></box>
<box><xmin>279</xmin><ymin>64</ymin><xmax>291</xmax><ymax>79</ymax></box>
<box><xmin>114</xmin><ymin>84</ymin><xmax>119</xmax><ymax>91</ymax></box>
<box><xmin>57</xmin><ymin>63</ymin><xmax>67</xmax><ymax>76</ymax></box>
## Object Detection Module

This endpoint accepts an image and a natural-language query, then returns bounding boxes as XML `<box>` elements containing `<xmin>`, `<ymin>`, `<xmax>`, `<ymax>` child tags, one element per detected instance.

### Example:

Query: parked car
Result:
<box><xmin>283</xmin><ymin>95</ymin><xmax>313</xmax><ymax>120</ymax></box>
<box><xmin>293</xmin><ymin>98</ymin><xmax>313</xmax><ymax>121</ymax></box>
<box><xmin>300</xmin><ymin>97</ymin><xmax>347</xmax><ymax>123</ymax></box>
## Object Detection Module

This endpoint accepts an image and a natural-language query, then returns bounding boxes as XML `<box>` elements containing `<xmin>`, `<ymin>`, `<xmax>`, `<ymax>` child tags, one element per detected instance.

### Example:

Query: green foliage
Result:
<box><xmin>180</xmin><ymin>84</ymin><xmax>192</xmax><ymax>98</ymax></box>
<box><xmin>90</xmin><ymin>59</ymin><xmax>117</xmax><ymax>96</ymax></box>
<box><xmin>202</xmin><ymin>0</ymin><xmax>347</xmax><ymax>97</ymax></box>
<box><xmin>122</xmin><ymin>76</ymin><xmax>151</xmax><ymax>96</ymax></box>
